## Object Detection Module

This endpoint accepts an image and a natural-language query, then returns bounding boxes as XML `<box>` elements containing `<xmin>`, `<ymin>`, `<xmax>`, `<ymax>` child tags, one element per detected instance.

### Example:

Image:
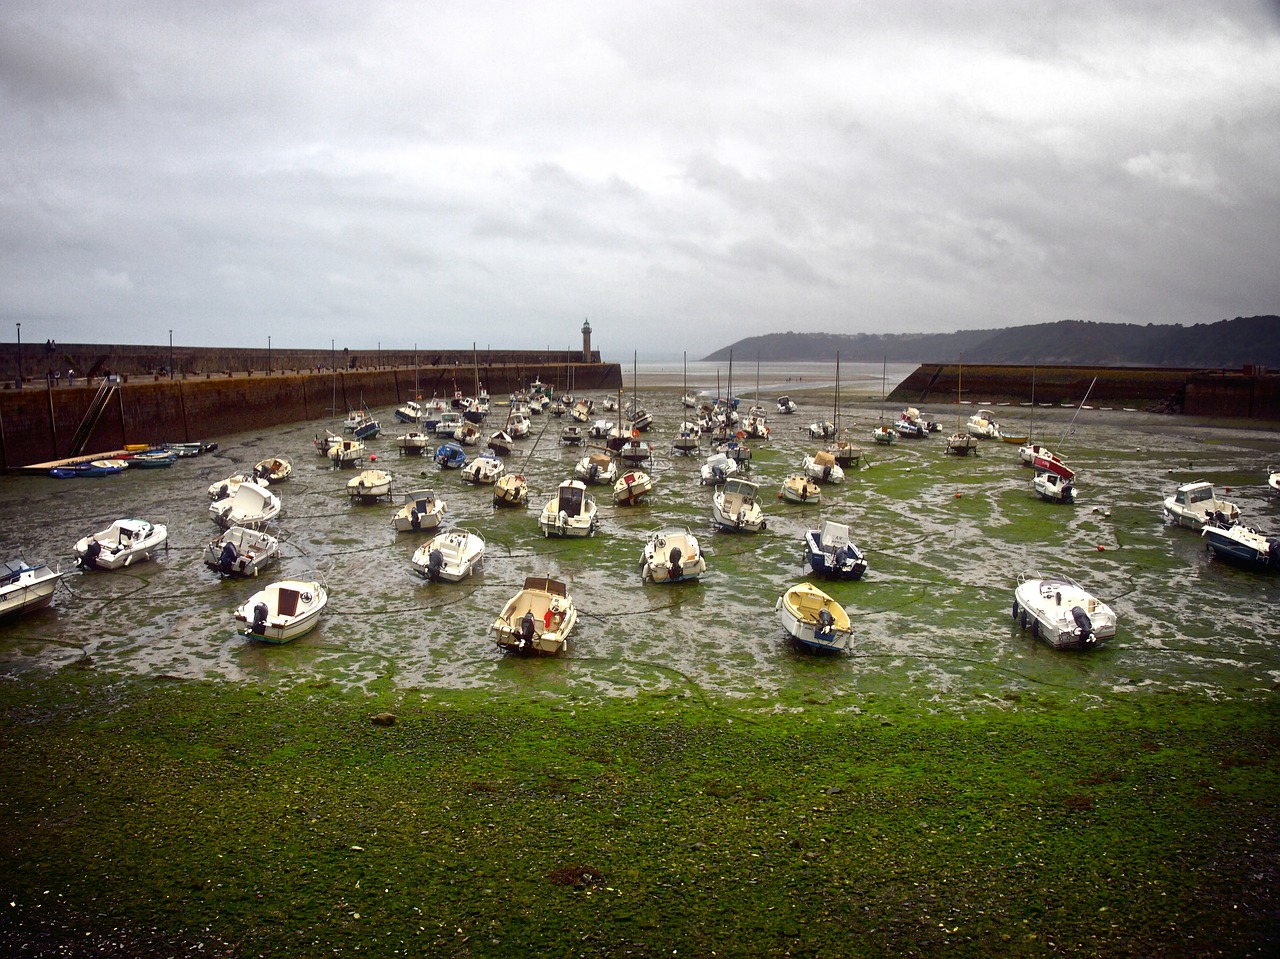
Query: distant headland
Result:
<box><xmin>703</xmin><ymin>316</ymin><xmax>1280</xmax><ymax>368</ymax></box>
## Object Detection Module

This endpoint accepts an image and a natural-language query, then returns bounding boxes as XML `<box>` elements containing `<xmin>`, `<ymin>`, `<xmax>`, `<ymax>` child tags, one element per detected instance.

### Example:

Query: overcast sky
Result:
<box><xmin>2</xmin><ymin>1</ymin><xmax>1278</xmax><ymax>358</ymax></box>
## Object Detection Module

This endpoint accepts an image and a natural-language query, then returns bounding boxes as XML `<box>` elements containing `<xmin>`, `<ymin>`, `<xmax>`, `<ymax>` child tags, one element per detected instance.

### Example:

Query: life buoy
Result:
<box><xmin>300</xmin><ymin>590</ymin><xmax>314</xmax><ymax>605</ymax></box>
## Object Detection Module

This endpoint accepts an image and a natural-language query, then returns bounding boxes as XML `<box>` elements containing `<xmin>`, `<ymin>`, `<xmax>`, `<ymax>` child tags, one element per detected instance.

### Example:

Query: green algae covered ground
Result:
<box><xmin>1</xmin><ymin>674</ymin><xmax>1276</xmax><ymax>957</ymax></box>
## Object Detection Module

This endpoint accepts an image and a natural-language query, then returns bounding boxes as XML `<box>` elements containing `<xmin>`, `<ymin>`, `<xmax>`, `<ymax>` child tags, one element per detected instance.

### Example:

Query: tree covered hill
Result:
<box><xmin>702</xmin><ymin>316</ymin><xmax>1280</xmax><ymax>367</ymax></box>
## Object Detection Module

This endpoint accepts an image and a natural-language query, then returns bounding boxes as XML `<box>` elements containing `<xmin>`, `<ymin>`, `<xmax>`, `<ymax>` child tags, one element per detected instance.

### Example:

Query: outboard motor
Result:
<box><xmin>218</xmin><ymin>542</ymin><xmax>239</xmax><ymax>575</ymax></box>
<box><xmin>81</xmin><ymin>538</ymin><xmax>103</xmax><ymax>570</ymax></box>
<box><xmin>1071</xmin><ymin>605</ymin><xmax>1095</xmax><ymax>643</ymax></box>
<box><xmin>668</xmin><ymin>545</ymin><xmax>683</xmax><ymax>581</ymax></box>
<box><xmin>251</xmin><ymin>601</ymin><xmax>269</xmax><ymax>635</ymax></box>
<box><xmin>816</xmin><ymin>608</ymin><xmax>835</xmax><ymax>637</ymax></box>
<box><xmin>823</xmin><ymin>464</ymin><xmax>832</xmax><ymax>481</ymax></box>
<box><xmin>427</xmin><ymin>548</ymin><xmax>445</xmax><ymax>581</ymax></box>
<box><xmin>588</xmin><ymin>463</ymin><xmax>599</xmax><ymax>483</ymax></box>
<box><xmin>1267</xmin><ymin>539</ymin><xmax>1280</xmax><ymax>566</ymax></box>
<box><xmin>410</xmin><ymin>507</ymin><xmax>421</xmax><ymax>530</ymax></box>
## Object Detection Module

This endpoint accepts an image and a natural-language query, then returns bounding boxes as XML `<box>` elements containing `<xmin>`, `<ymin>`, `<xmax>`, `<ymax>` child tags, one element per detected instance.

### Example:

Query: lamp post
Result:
<box><xmin>15</xmin><ymin>322</ymin><xmax>22</xmax><ymax>388</ymax></box>
<box><xmin>268</xmin><ymin>335</ymin><xmax>272</xmax><ymax>375</ymax></box>
<box><xmin>377</xmin><ymin>341</ymin><xmax>381</xmax><ymax>369</ymax></box>
<box><xmin>169</xmin><ymin>330</ymin><xmax>174</xmax><ymax>378</ymax></box>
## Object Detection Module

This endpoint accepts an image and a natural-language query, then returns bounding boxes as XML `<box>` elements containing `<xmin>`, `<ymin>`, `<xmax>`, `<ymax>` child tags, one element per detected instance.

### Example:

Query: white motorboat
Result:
<box><xmin>492</xmin><ymin>576</ymin><xmax>577</xmax><ymax>655</ymax></box>
<box><xmin>74</xmin><ymin>518</ymin><xmax>168</xmax><ymax>571</ymax></box>
<box><xmin>538</xmin><ymin>479</ymin><xmax>599</xmax><ymax>538</ymax></box>
<box><xmin>395</xmin><ymin>431</ymin><xmax>432</xmax><ymax>455</ymax></box>
<box><xmin>1033</xmin><ymin>470</ymin><xmax>1075</xmax><ymax>503</ymax></box>
<box><xmin>210</xmin><ymin>480</ymin><xmax>281</xmax><ymax>529</ymax></box>
<box><xmin>780</xmin><ymin>473</ymin><xmax>821</xmax><ymax>504</ymax></box>
<box><xmin>208</xmin><ymin>472</ymin><xmax>260</xmax><ymax>500</ymax></box>
<box><xmin>347</xmin><ymin>468</ymin><xmax>393</xmax><ymax>501</ymax></box>
<box><xmin>945</xmin><ymin>432</ymin><xmax>978</xmax><ymax>456</ymax></box>
<box><xmin>203</xmin><ymin>526</ymin><xmax>281</xmax><ymax>578</ymax></box>
<box><xmin>640</xmin><ymin>527</ymin><xmax>706</xmax><ymax>583</ymax></box>
<box><xmin>0</xmin><ymin>559</ymin><xmax>62</xmax><ymax>618</ymax></box>
<box><xmin>803</xmin><ymin>521</ymin><xmax>868</xmax><ymax>580</ymax></box>
<box><xmin>613</xmin><ymin>468</ymin><xmax>653</xmax><ymax>506</ymax></box>
<box><xmin>487</xmin><ymin>430</ymin><xmax>515</xmax><ymax>456</ymax></box>
<box><xmin>253</xmin><ymin>457</ymin><xmax>292</xmax><ymax>483</ymax></box>
<box><xmin>808</xmin><ymin>420</ymin><xmax>836</xmax><ymax>440</ymax></box>
<box><xmin>587</xmin><ymin>419</ymin><xmax>613</xmax><ymax>440</ymax></box>
<box><xmin>575</xmin><ymin>452</ymin><xmax>617</xmax><ymax>485</ymax></box>
<box><xmin>776</xmin><ymin>395</ymin><xmax>797</xmax><ymax>415</ymax></box>
<box><xmin>454</xmin><ymin>423</ymin><xmax>482</xmax><ymax>446</ymax></box>
<box><xmin>966</xmin><ymin>409</ymin><xmax>1002</xmax><ymax>439</ymax></box>
<box><xmin>570</xmin><ymin>399</ymin><xmax>593</xmax><ymax>423</ymax></box>
<box><xmin>1013</xmin><ymin>571</ymin><xmax>1116</xmax><ymax>649</ymax></box>
<box><xmin>315</xmin><ymin>430</ymin><xmax>342</xmax><ymax>456</ymax></box>
<box><xmin>435</xmin><ymin>410</ymin><xmax>464</xmax><ymax>436</ymax></box>
<box><xmin>234</xmin><ymin>579</ymin><xmax>327</xmax><ymax>644</ymax></box>
<box><xmin>741</xmin><ymin>408</ymin><xmax>769</xmax><ymax>440</ymax></box>
<box><xmin>327</xmin><ymin>438</ymin><xmax>365</xmax><ymax>467</ymax></box>
<box><xmin>1163</xmin><ymin>481</ymin><xmax>1240</xmax><ymax>530</ymax></box>
<box><xmin>1269</xmin><ymin>467</ymin><xmax>1280</xmax><ymax>494</ymax></box>
<box><xmin>673</xmin><ymin>425</ymin><xmax>701</xmax><ymax>455</ymax></box>
<box><xmin>681</xmin><ymin>390</ymin><xmax>700</xmax><ymax>409</ymax></box>
<box><xmin>462</xmin><ymin>452</ymin><xmax>505</xmax><ymax>485</ymax></box>
<box><xmin>602</xmin><ymin>395</ymin><xmax>618</xmax><ymax>413</ymax></box>
<box><xmin>828</xmin><ymin>438</ymin><xmax>864</xmax><ymax>469</ymax></box>
<box><xmin>507</xmin><ymin>412</ymin><xmax>531</xmax><ymax>438</ymax></box>
<box><xmin>493</xmin><ymin>473</ymin><xmax>529</xmax><ymax>507</ymax></box>
<box><xmin>776</xmin><ymin>583</ymin><xmax>854</xmax><ymax>653</ymax></box>
<box><xmin>1202</xmin><ymin>521</ymin><xmax>1280</xmax><ymax>569</ymax></box>
<box><xmin>700</xmin><ymin>451</ymin><xmax>737</xmax><ymax>485</ymax></box>
<box><xmin>802</xmin><ymin>451</ymin><xmax>844</xmax><ymax>484</ymax></box>
<box><xmin>390</xmin><ymin>489</ymin><xmax>447</xmax><ymax>532</ymax></box>
<box><xmin>560</xmin><ymin>425</ymin><xmax>585</xmax><ymax>446</ymax></box>
<box><xmin>411</xmin><ymin>528</ymin><xmax>486</xmax><ymax>582</ymax></box>
<box><xmin>712</xmin><ymin>478</ymin><xmax>766</xmax><ymax>532</ymax></box>
<box><xmin>395</xmin><ymin>399</ymin><xmax>425</xmax><ymax>424</ymax></box>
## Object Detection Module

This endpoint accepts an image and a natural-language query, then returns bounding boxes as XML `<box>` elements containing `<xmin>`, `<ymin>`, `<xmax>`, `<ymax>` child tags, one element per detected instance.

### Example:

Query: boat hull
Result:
<box><xmin>775</xmin><ymin>583</ymin><xmax>854</xmax><ymax>652</ymax></box>
<box><xmin>0</xmin><ymin>563</ymin><xmax>62</xmax><ymax>618</ymax></box>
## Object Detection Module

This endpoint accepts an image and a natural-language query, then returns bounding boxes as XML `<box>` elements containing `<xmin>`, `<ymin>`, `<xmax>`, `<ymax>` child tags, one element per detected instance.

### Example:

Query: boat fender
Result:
<box><xmin>823</xmin><ymin>465</ymin><xmax>832</xmax><ymax>481</ymax></box>
<box><xmin>252</xmin><ymin>602</ymin><xmax>269</xmax><ymax>634</ymax></box>
<box><xmin>668</xmin><ymin>545</ymin><xmax>683</xmax><ymax>579</ymax></box>
<box><xmin>1071</xmin><ymin>605</ymin><xmax>1093</xmax><ymax>640</ymax></box>
<box><xmin>1011</xmin><ymin>599</ymin><xmax>1019</xmax><ymax>620</ymax></box>
<box><xmin>219</xmin><ymin>542</ymin><xmax>238</xmax><ymax>575</ymax></box>
<box><xmin>427</xmin><ymin>549</ymin><xmax>444</xmax><ymax>581</ymax></box>
<box><xmin>589</xmin><ymin>463</ymin><xmax>599</xmax><ymax>483</ymax></box>
<box><xmin>557</xmin><ymin>509</ymin><xmax>568</xmax><ymax>533</ymax></box>
<box><xmin>817</xmin><ymin>607</ymin><xmax>835</xmax><ymax>636</ymax></box>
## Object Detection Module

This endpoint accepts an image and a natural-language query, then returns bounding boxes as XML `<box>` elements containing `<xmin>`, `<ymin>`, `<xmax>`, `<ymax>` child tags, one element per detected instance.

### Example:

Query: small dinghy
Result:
<box><xmin>0</xmin><ymin>559</ymin><xmax>62</xmax><ymax>619</ymax></box>
<box><xmin>946</xmin><ymin>432</ymin><xmax>978</xmax><ymax>456</ymax></box>
<box><xmin>203</xmin><ymin>526</ymin><xmax>281</xmax><ymax>578</ymax></box>
<box><xmin>804</xmin><ymin>521</ymin><xmax>868</xmax><ymax>580</ymax></box>
<box><xmin>234</xmin><ymin>579</ymin><xmax>327</xmax><ymax>644</ymax></box>
<box><xmin>1202</xmin><ymin>520</ymin><xmax>1280</xmax><ymax>569</ymax></box>
<box><xmin>434</xmin><ymin>441</ymin><xmax>468</xmax><ymax>469</ymax></box>
<box><xmin>539</xmin><ymin>479</ymin><xmax>599</xmax><ymax>538</ymax></box>
<box><xmin>803</xmin><ymin>450</ymin><xmax>844</xmax><ymax>484</ymax></box>
<box><xmin>129</xmin><ymin>449</ymin><xmax>177</xmax><ymax>468</ymax></box>
<box><xmin>253</xmin><ymin>457</ymin><xmax>292</xmax><ymax>483</ymax></box>
<box><xmin>639</xmin><ymin>527</ymin><xmax>706</xmax><ymax>583</ymax></box>
<box><xmin>327</xmin><ymin>438</ymin><xmax>365</xmax><ymax>468</ymax></box>
<box><xmin>411</xmin><ymin>528</ymin><xmax>486</xmax><ymax>581</ymax></box>
<box><xmin>462</xmin><ymin>452</ymin><xmax>505</xmax><ymax>485</ymax></box>
<box><xmin>776</xmin><ymin>582</ymin><xmax>854</xmax><ymax>653</ymax></box>
<box><xmin>575</xmin><ymin>452</ymin><xmax>617</xmax><ymax>485</ymax></box>
<box><xmin>1012</xmin><ymin>571</ymin><xmax>1116</xmax><ymax>649</ymax></box>
<box><xmin>488</xmin><ymin>430</ymin><xmax>516</xmax><ymax>456</ymax></box>
<box><xmin>395</xmin><ymin>431</ymin><xmax>432</xmax><ymax>455</ymax></box>
<box><xmin>492</xmin><ymin>576</ymin><xmax>577</xmax><ymax>655</ymax></box>
<box><xmin>613</xmin><ymin>469</ymin><xmax>653</xmax><ymax>506</ymax></box>
<box><xmin>210</xmin><ymin>479</ymin><xmax>281</xmax><ymax>529</ymax></box>
<box><xmin>870</xmin><ymin>425</ymin><xmax>897</xmax><ymax>446</ymax></box>
<box><xmin>560</xmin><ymin>425</ymin><xmax>585</xmax><ymax>446</ymax></box>
<box><xmin>700</xmin><ymin>451</ymin><xmax>737</xmax><ymax>486</ymax></box>
<box><xmin>712</xmin><ymin>478</ymin><xmax>766</xmax><ymax>532</ymax></box>
<box><xmin>347</xmin><ymin>468</ymin><xmax>393</xmax><ymax>502</ymax></box>
<box><xmin>493</xmin><ymin>473</ymin><xmax>529</xmax><ymax>508</ymax></box>
<box><xmin>390</xmin><ymin>489</ymin><xmax>447</xmax><ymax>532</ymax></box>
<box><xmin>780</xmin><ymin>473</ymin><xmax>821</xmax><ymax>504</ymax></box>
<box><xmin>74</xmin><ymin>518</ymin><xmax>168</xmax><ymax>570</ymax></box>
<box><xmin>1033</xmin><ymin>470</ymin><xmax>1075</xmax><ymax>503</ymax></box>
<box><xmin>208</xmin><ymin>473</ymin><xmax>260</xmax><ymax>500</ymax></box>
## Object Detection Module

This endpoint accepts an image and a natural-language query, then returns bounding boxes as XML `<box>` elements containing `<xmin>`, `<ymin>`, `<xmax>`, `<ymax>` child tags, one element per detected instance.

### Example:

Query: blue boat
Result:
<box><xmin>434</xmin><ymin>441</ymin><xmax>467</xmax><ymax>469</ymax></box>
<box><xmin>1202</xmin><ymin>522</ymin><xmax>1279</xmax><ymax>569</ymax></box>
<box><xmin>352</xmin><ymin>415</ymin><xmax>381</xmax><ymax>440</ymax></box>
<box><xmin>804</xmin><ymin>521</ymin><xmax>868</xmax><ymax>580</ymax></box>
<box><xmin>49</xmin><ymin>460</ymin><xmax>126</xmax><ymax>479</ymax></box>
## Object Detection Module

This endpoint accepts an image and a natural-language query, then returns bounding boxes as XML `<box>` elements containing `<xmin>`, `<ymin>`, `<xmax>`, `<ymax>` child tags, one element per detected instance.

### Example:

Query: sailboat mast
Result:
<box><xmin>834</xmin><ymin>352</ymin><xmax>840</xmax><ymax>430</ymax></box>
<box><xmin>1058</xmin><ymin>377</ymin><xmax>1097</xmax><ymax>449</ymax></box>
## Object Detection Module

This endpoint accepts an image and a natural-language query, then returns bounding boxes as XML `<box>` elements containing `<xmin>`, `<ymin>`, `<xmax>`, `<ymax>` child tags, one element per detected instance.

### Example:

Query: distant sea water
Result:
<box><xmin>628</xmin><ymin>360</ymin><xmax>918</xmax><ymax>397</ymax></box>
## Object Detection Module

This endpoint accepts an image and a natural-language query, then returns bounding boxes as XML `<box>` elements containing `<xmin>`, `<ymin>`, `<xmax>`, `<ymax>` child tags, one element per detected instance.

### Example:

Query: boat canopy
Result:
<box><xmin>523</xmin><ymin>576</ymin><xmax>568</xmax><ymax>596</ymax></box>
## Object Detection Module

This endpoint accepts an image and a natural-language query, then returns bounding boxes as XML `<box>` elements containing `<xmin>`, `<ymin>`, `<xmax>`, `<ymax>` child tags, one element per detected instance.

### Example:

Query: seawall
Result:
<box><xmin>889</xmin><ymin>363</ymin><xmax>1280</xmax><ymax>420</ymax></box>
<box><xmin>0</xmin><ymin>359</ymin><xmax>622</xmax><ymax>470</ymax></box>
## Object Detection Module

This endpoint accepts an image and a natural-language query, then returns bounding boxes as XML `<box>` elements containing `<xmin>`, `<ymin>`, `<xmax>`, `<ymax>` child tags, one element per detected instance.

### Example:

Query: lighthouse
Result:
<box><xmin>581</xmin><ymin>318</ymin><xmax>592</xmax><ymax>362</ymax></box>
